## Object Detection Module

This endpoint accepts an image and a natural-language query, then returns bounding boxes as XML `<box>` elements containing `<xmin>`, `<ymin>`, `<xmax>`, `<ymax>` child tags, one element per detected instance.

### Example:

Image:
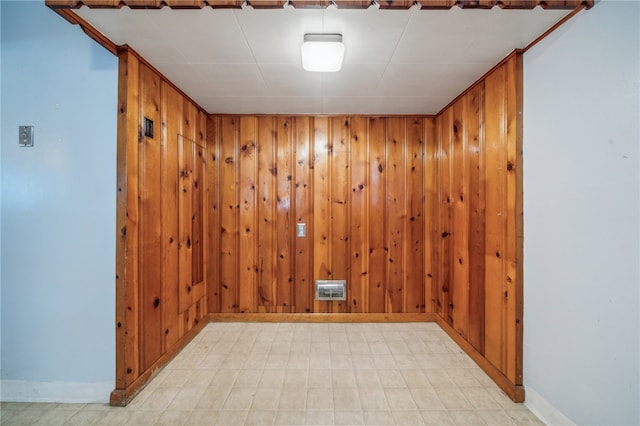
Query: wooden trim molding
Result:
<box><xmin>208</xmin><ymin>313</ymin><xmax>439</xmax><ymax>322</ymax></box>
<box><xmin>110</xmin><ymin>319</ymin><xmax>208</xmax><ymax>406</ymax></box>
<box><xmin>436</xmin><ymin>316</ymin><xmax>525</xmax><ymax>402</ymax></box>
<box><xmin>46</xmin><ymin>0</ymin><xmax>593</xmax><ymax>10</ymax></box>
<box><xmin>51</xmin><ymin>8</ymin><xmax>117</xmax><ymax>55</ymax></box>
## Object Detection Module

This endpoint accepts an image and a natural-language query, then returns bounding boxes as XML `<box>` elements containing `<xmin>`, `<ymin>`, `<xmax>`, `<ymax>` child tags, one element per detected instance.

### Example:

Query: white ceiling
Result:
<box><xmin>74</xmin><ymin>4</ymin><xmax>570</xmax><ymax>115</ymax></box>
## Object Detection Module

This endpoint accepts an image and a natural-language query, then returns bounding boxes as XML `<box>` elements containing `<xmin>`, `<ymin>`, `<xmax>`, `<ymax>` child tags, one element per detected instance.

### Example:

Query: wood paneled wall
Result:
<box><xmin>205</xmin><ymin>53</ymin><xmax>523</xmax><ymax>399</ymax></box>
<box><xmin>206</xmin><ymin>116</ymin><xmax>436</xmax><ymax>315</ymax></box>
<box><xmin>430</xmin><ymin>53</ymin><xmax>524</xmax><ymax>397</ymax></box>
<box><xmin>112</xmin><ymin>47</ymin><xmax>523</xmax><ymax>405</ymax></box>
<box><xmin>112</xmin><ymin>48</ymin><xmax>209</xmax><ymax>405</ymax></box>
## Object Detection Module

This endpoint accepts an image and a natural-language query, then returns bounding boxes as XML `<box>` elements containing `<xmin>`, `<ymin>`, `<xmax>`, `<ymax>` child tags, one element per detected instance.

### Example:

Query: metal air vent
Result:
<box><xmin>315</xmin><ymin>280</ymin><xmax>346</xmax><ymax>301</ymax></box>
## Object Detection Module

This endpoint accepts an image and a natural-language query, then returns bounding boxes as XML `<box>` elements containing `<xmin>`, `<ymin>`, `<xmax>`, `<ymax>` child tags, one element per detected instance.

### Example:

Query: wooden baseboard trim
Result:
<box><xmin>207</xmin><ymin>312</ymin><xmax>438</xmax><ymax>323</ymax></box>
<box><xmin>109</xmin><ymin>319</ymin><xmax>208</xmax><ymax>406</ymax></box>
<box><xmin>435</xmin><ymin>316</ymin><xmax>524</xmax><ymax>403</ymax></box>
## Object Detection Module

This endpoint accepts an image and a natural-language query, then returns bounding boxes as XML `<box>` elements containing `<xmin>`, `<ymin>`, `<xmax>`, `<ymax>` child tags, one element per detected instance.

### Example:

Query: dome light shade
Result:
<box><xmin>301</xmin><ymin>34</ymin><xmax>344</xmax><ymax>72</ymax></box>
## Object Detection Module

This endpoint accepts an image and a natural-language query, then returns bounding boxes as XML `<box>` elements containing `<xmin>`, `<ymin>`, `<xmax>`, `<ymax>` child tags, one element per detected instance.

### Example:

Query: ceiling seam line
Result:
<box><xmin>232</xmin><ymin>9</ymin><xmax>272</xmax><ymax>93</ymax></box>
<box><xmin>378</xmin><ymin>4</ymin><xmax>418</xmax><ymax>86</ymax></box>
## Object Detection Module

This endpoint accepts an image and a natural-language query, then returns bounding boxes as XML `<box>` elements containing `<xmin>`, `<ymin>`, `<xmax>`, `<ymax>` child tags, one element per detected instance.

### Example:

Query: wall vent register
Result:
<box><xmin>315</xmin><ymin>280</ymin><xmax>346</xmax><ymax>301</ymax></box>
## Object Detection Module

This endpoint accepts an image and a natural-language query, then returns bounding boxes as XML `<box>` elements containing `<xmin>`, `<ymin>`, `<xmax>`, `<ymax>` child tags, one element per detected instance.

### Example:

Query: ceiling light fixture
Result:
<box><xmin>301</xmin><ymin>34</ymin><xmax>344</xmax><ymax>73</ymax></box>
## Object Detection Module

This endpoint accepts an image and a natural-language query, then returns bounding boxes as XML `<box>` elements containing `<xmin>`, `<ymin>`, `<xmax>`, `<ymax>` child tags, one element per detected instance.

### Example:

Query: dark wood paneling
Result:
<box><xmin>138</xmin><ymin>64</ymin><xmax>163</xmax><ymax>372</ymax></box>
<box><xmin>112</xmin><ymin>50</ymin><xmax>209</xmax><ymax>405</ymax></box>
<box><xmin>433</xmin><ymin>53</ymin><xmax>523</xmax><ymax>398</ymax></box>
<box><xmin>406</xmin><ymin>117</ymin><xmax>425</xmax><ymax>313</ymax></box>
<box><xmin>208</xmin><ymin>115</ymin><xmax>437</xmax><ymax>316</ymax></box>
<box><xmin>294</xmin><ymin>117</ymin><xmax>313</xmax><ymax>313</ymax></box>
<box><xmin>368</xmin><ymin>117</ymin><xmax>387</xmax><ymax>313</ymax></box>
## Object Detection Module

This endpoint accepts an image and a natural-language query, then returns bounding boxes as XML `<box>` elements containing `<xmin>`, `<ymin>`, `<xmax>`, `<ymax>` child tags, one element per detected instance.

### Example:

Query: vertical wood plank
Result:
<box><xmin>219</xmin><ymin>116</ymin><xmax>239</xmax><ymax>313</ymax></box>
<box><xmin>178</xmin><ymin>134</ymin><xmax>194</xmax><ymax>316</ymax></box>
<box><xmin>505</xmin><ymin>54</ymin><xmax>524</xmax><ymax>385</ymax></box>
<box><xmin>451</xmin><ymin>99</ymin><xmax>470</xmax><ymax>338</ymax></box>
<box><xmin>206</xmin><ymin>115</ymin><xmax>221</xmax><ymax>313</ymax></box>
<box><xmin>195</xmin><ymin>109</ymin><xmax>208</xmax><ymax>324</ymax></box>
<box><xmin>349</xmin><ymin>116</ymin><xmax>369</xmax><ymax>313</ymax></box>
<box><xmin>405</xmin><ymin>117</ymin><xmax>425</xmax><ymax>313</ymax></box>
<box><xmin>193</xmin><ymin>112</ymin><xmax>206</xmax><ymax>288</ymax></box>
<box><xmin>466</xmin><ymin>83</ymin><xmax>486</xmax><ymax>353</ymax></box>
<box><xmin>191</xmin><ymin>130</ymin><xmax>207</xmax><ymax>320</ymax></box>
<box><xmin>330</xmin><ymin>117</ymin><xmax>350</xmax><ymax>313</ymax></box>
<box><xmin>238</xmin><ymin>116</ymin><xmax>258</xmax><ymax>313</ymax></box>
<box><xmin>294</xmin><ymin>117</ymin><xmax>313</xmax><ymax>313</ymax></box>
<box><xmin>257</xmin><ymin>116</ymin><xmax>277</xmax><ymax>313</ymax></box>
<box><xmin>115</xmin><ymin>50</ymin><xmax>140</xmax><ymax>390</ymax></box>
<box><xmin>439</xmin><ymin>109</ymin><xmax>453</xmax><ymax>323</ymax></box>
<box><xmin>276</xmin><ymin>117</ymin><xmax>294</xmax><ymax>312</ymax></box>
<box><xmin>386</xmin><ymin>117</ymin><xmax>406</xmax><ymax>313</ymax></box>
<box><xmin>424</xmin><ymin>117</ymin><xmax>437</xmax><ymax>314</ymax></box>
<box><xmin>179</xmin><ymin>101</ymin><xmax>198</xmax><ymax>331</ymax></box>
<box><xmin>368</xmin><ymin>117</ymin><xmax>387</xmax><ymax>313</ymax></box>
<box><xmin>160</xmin><ymin>82</ymin><xmax>181</xmax><ymax>349</ymax></box>
<box><xmin>138</xmin><ymin>64</ymin><xmax>163</xmax><ymax>371</ymax></box>
<box><xmin>313</xmin><ymin>117</ymin><xmax>331</xmax><ymax>313</ymax></box>
<box><xmin>484</xmin><ymin>64</ymin><xmax>507</xmax><ymax>371</ymax></box>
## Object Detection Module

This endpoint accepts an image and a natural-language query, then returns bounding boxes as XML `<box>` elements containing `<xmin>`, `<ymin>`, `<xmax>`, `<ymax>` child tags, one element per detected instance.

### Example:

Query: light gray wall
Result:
<box><xmin>523</xmin><ymin>1</ymin><xmax>640</xmax><ymax>424</ymax></box>
<box><xmin>1</xmin><ymin>1</ymin><xmax>117</xmax><ymax>402</ymax></box>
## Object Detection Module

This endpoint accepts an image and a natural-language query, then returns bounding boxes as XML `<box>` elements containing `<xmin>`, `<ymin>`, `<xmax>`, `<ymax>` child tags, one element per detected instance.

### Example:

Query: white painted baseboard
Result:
<box><xmin>0</xmin><ymin>380</ymin><xmax>112</xmax><ymax>404</ymax></box>
<box><xmin>525</xmin><ymin>386</ymin><xmax>576</xmax><ymax>426</ymax></box>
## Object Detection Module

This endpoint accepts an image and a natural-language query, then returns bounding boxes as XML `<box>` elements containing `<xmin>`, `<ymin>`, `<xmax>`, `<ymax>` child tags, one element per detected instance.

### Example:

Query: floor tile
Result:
<box><xmin>246</xmin><ymin>409</ymin><xmax>277</xmax><ymax>425</ymax></box>
<box><xmin>363</xmin><ymin>410</ymin><xmax>395</xmax><ymax>425</ymax></box>
<box><xmin>184</xmin><ymin>409</ymin><xmax>219</xmax><ymax>425</ymax></box>
<box><xmin>385</xmin><ymin>388</ymin><xmax>418</xmax><ymax>411</ymax></box>
<box><xmin>410</xmin><ymin>387</ymin><xmax>446</xmax><ymax>410</ymax></box>
<box><xmin>332</xmin><ymin>387</ymin><xmax>361</xmax><ymax>411</ymax></box>
<box><xmin>334</xmin><ymin>410</ymin><xmax>365</xmax><ymax>425</ymax></box>
<box><xmin>420</xmin><ymin>409</ymin><xmax>456</xmax><ymax>425</ymax></box>
<box><xmin>358</xmin><ymin>386</ymin><xmax>389</xmax><ymax>411</ymax></box>
<box><xmin>304</xmin><ymin>410</ymin><xmax>334</xmax><ymax>425</ymax></box>
<box><xmin>2</xmin><ymin>323</ymin><xmax>543</xmax><ymax>426</ymax></box>
<box><xmin>215</xmin><ymin>410</ymin><xmax>248</xmax><ymax>425</ymax></box>
<box><xmin>252</xmin><ymin>387</ymin><xmax>282</xmax><ymax>410</ymax></box>
<box><xmin>155</xmin><ymin>409</ymin><xmax>189</xmax><ymax>426</ymax></box>
<box><xmin>391</xmin><ymin>410</ymin><xmax>425</xmax><ymax>425</ymax></box>
<box><xmin>274</xmin><ymin>410</ymin><xmax>306</xmax><ymax>425</ymax></box>
<box><xmin>223</xmin><ymin>387</ymin><xmax>256</xmax><ymax>410</ymax></box>
<box><xmin>279</xmin><ymin>386</ymin><xmax>307</xmax><ymax>410</ymax></box>
<box><xmin>449</xmin><ymin>409</ymin><xmax>487</xmax><ymax>425</ymax></box>
<box><xmin>306</xmin><ymin>388</ymin><xmax>334</xmax><ymax>410</ymax></box>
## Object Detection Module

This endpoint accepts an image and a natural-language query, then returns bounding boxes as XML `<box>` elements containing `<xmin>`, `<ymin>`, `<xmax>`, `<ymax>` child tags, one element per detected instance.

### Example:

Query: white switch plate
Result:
<box><xmin>19</xmin><ymin>126</ymin><xmax>34</xmax><ymax>147</ymax></box>
<box><xmin>296</xmin><ymin>223</ymin><xmax>306</xmax><ymax>237</ymax></box>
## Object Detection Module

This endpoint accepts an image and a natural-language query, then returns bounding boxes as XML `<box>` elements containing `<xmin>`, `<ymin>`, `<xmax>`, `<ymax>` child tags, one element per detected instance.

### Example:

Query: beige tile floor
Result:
<box><xmin>0</xmin><ymin>322</ymin><xmax>544</xmax><ymax>425</ymax></box>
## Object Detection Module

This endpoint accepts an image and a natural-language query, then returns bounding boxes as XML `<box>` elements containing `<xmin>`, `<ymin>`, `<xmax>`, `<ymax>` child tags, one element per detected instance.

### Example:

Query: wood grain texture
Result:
<box><xmin>208</xmin><ymin>116</ymin><xmax>437</xmax><ymax>316</ymax></box>
<box><xmin>294</xmin><ymin>117</ymin><xmax>313</xmax><ymax>313</ymax></box>
<box><xmin>386</xmin><ymin>117</ymin><xmax>405</xmax><ymax>313</ymax></box>
<box><xmin>406</xmin><ymin>117</ymin><xmax>425</xmax><ymax>313</ymax></box>
<box><xmin>432</xmin><ymin>53</ymin><xmax>523</xmax><ymax>399</ymax></box>
<box><xmin>206</xmin><ymin>116</ymin><xmax>221</xmax><ymax>313</ymax></box>
<box><xmin>466</xmin><ymin>83</ymin><xmax>486</xmax><ymax>353</ymax></box>
<box><xmin>114</xmin><ymin>49</ymin><xmax>140</xmax><ymax>394</ymax></box>
<box><xmin>349</xmin><ymin>116</ymin><xmax>369</xmax><ymax>313</ymax></box>
<box><xmin>368</xmin><ymin>117</ymin><xmax>387</xmax><ymax>313</ymax></box>
<box><xmin>112</xmin><ymin>49</ymin><xmax>210</xmax><ymax>405</ymax></box>
<box><xmin>219</xmin><ymin>117</ymin><xmax>239</xmax><ymax>313</ymax></box>
<box><xmin>257</xmin><ymin>116</ymin><xmax>277</xmax><ymax>313</ymax></box>
<box><xmin>450</xmin><ymin>99</ymin><xmax>469</xmax><ymax>338</ymax></box>
<box><xmin>276</xmin><ymin>117</ymin><xmax>294</xmax><ymax>312</ymax></box>
<box><xmin>160</xmin><ymin>82</ymin><xmax>181</xmax><ymax>351</ymax></box>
